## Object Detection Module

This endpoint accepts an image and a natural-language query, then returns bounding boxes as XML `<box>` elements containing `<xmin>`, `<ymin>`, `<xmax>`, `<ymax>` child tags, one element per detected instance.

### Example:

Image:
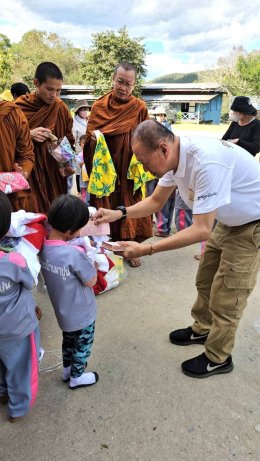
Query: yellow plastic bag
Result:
<box><xmin>127</xmin><ymin>154</ymin><xmax>155</xmax><ymax>198</ymax></box>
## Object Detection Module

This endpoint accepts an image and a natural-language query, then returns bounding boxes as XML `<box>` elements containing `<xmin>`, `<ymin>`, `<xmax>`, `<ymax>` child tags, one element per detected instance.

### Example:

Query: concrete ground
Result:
<box><xmin>1</xmin><ymin>126</ymin><xmax>259</xmax><ymax>460</ymax></box>
<box><xmin>0</xmin><ymin>242</ymin><xmax>259</xmax><ymax>461</ymax></box>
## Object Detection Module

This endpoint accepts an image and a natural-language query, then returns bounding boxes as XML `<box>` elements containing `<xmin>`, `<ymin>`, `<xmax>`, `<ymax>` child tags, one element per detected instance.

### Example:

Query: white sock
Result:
<box><xmin>62</xmin><ymin>366</ymin><xmax>71</xmax><ymax>381</ymax></box>
<box><xmin>69</xmin><ymin>372</ymin><xmax>98</xmax><ymax>387</ymax></box>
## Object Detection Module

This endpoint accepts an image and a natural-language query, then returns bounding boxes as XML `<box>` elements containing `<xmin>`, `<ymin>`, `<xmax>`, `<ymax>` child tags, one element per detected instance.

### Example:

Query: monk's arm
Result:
<box><xmin>14</xmin><ymin>109</ymin><xmax>35</xmax><ymax>177</ymax></box>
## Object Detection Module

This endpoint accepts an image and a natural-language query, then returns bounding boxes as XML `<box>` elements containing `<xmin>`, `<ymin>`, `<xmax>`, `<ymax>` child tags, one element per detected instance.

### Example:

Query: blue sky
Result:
<box><xmin>1</xmin><ymin>0</ymin><xmax>259</xmax><ymax>80</ymax></box>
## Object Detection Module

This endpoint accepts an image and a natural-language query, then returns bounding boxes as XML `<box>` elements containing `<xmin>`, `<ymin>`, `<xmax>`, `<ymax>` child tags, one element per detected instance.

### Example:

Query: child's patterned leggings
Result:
<box><xmin>62</xmin><ymin>322</ymin><xmax>95</xmax><ymax>378</ymax></box>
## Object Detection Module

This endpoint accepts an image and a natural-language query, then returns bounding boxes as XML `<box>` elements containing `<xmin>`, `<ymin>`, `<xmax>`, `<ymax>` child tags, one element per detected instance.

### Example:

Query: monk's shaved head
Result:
<box><xmin>114</xmin><ymin>62</ymin><xmax>137</xmax><ymax>78</ymax></box>
<box><xmin>35</xmin><ymin>62</ymin><xmax>63</xmax><ymax>85</ymax></box>
<box><xmin>132</xmin><ymin>120</ymin><xmax>175</xmax><ymax>151</ymax></box>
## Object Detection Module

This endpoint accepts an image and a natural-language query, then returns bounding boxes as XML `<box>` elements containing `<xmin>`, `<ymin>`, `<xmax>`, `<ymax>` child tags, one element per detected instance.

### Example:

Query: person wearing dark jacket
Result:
<box><xmin>222</xmin><ymin>96</ymin><xmax>260</xmax><ymax>156</ymax></box>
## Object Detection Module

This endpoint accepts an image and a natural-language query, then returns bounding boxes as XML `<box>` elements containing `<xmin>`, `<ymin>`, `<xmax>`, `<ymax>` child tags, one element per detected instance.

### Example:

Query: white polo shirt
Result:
<box><xmin>158</xmin><ymin>136</ymin><xmax>260</xmax><ymax>226</ymax></box>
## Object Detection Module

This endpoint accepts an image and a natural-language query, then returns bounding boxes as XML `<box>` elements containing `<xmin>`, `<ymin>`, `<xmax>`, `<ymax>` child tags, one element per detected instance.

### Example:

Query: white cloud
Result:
<box><xmin>0</xmin><ymin>0</ymin><xmax>259</xmax><ymax>79</ymax></box>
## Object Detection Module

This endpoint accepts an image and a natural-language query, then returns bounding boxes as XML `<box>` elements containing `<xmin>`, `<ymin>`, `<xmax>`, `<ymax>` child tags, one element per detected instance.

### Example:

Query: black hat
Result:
<box><xmin>230</xmin><ymin>96</ymin><xmax>256</xmax><ymax>115</ymax></box>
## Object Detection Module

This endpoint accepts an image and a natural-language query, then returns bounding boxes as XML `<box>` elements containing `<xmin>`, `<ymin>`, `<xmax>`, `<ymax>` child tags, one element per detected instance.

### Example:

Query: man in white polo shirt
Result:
<box><xmin>93</xmin><ymin>119</ymin><xmax>260</xmax><ymax>379</ymax></box>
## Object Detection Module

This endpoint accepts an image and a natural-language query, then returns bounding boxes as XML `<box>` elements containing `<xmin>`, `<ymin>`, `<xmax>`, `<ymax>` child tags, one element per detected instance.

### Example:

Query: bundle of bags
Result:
<box><xmin>0</xmin><ymin>210</ymin><xmax>47</xmax><ymax>284</ymax></box>
<box><xmin>0</xmin><ymin>208</ymin><xmax>126</xmax><ymax>295</ymax></box>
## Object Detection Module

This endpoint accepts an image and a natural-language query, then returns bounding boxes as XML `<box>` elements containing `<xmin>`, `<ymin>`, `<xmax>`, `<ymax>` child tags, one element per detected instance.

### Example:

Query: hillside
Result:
<box><xmin>148</xmin><ymin>71</ymin><xmax>210</xmax><ymax>84</ymax></box>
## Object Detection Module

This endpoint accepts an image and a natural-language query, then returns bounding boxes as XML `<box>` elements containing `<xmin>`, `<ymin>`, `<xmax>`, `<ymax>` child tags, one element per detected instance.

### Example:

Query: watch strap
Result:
<box><xmin>116</xmin><ymin>206</ymin><xmax>127</xmax><ymax>220</ymax></box>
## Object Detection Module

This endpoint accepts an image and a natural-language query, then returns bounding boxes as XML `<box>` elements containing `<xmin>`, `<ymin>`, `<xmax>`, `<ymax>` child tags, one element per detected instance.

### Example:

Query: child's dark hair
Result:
<box><xmin>79</xmin><ymin>134</ymin><xmax>86</xmax><ymax>143</ymax></box>
<box><xmin>48</xmin><ymin>195</ymin><xmax>89</xmax><ymax>233</ymax></box>
<box><xmin>0</xmin><ymin>191</ymin><xmax>12</xmax><ymax>240</ymax></box>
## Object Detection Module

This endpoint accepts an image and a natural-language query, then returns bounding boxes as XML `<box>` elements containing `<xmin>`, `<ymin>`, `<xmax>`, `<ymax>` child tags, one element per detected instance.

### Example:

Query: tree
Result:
<box><xmin>201</xmin><ymin>47</ymin><xmax>260</xmax><ymax>96</ymax></box>
<box><xmin>82</xmin><ymin>27</ymin><xmax>148</xmax><ymax>96</ymax></box>
<box><xmin>11</xmin><ymin>30</ymin><xmax>85</xmax><ymax>87</ymax></box>
<box><xmin>0</xmin><ymin>34</ymin><xmax>13</xmax><ymax>91</ymax></box>
<box><xmin>237</xmin><ymin>51</ymin><xmax>260</xmax><ymax>95</ymax></box>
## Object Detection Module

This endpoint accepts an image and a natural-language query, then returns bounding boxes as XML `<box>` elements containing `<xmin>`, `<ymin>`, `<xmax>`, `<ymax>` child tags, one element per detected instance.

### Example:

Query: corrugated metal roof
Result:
<box><xmin>62</xmin><ymin>85</ymin><xmax>93</xmax><ymax>90</ymax></box>
<box><xmin>61</xmin><ymin>83</ymin><xmax>226</xmax><ymax>93</ymax></box>
<box><xmin>143</xmin><ymin>94</ymin><xmax>217</xmax><ymax>103</ymax></box>
<box><xmin>143</xmin><ymin>83</ymin><xmax>223</xmax><ymax>90</ymax></box>
<box><xmin>61</xmin><ymin>94</ymin><xmax>96</xmax><ymax>100</ymax></box>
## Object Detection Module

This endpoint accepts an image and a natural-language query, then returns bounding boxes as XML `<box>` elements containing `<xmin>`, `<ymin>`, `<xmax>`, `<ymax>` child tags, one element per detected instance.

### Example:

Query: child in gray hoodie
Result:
<box><xmin>0</xmin><ymin>191</ymin><xmax>39</xmax><ymax>422</ymax></box>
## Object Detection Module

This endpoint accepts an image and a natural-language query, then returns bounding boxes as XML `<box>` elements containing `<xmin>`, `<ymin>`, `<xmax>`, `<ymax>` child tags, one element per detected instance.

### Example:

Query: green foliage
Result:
<box><xmin>176</xmin><ymin>111</ymin><xmax>183</xmax><ymax>123</ymax></box>
<box><xmin>0</xmin><ymin>34</ymin><xmax>13</xmax><ymax>91</ymax></box>
<box><xmin>237</xmin><ymin>52</ymin><xmax>260</xmax><ymax>95</ymax></box>
<box><xmin>149</xmin><ymin>70</ymin><xmax>213</xmax><ymax>84</ymax></box>
<box><xmin>150</xmin><ymin>48</ymin><xmax>260</xmax><ymax>97</ymax></box>
<box><xmin>0</xmin><ymin>30</ymin><xmax>85</xmax><ymax>89</ymax></box>
<box><xmin>9</xmin><ymin>30</ymin><xmax>85</xmax><ymax>88</ymax></box>
<box><xmin>199</xmin><ymin>47</ymin><xmax>260</xmax><ymax>96</ymax></box>
<box><xmin>150</xmin><ymin>72</ymin><xmax>198</xmax><ymax>84</ymax></box>
<box><xmin>82</xmin><ymin>27</ymin><xmax>147</xmax><ymax>96</ymax></box>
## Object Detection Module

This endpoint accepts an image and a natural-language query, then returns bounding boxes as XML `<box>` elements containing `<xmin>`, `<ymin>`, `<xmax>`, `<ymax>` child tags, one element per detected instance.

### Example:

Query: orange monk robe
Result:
<box><xmin>84</xmin><ymin>91</ymin><xmax>153</xmax><ymax>241</ymax></box>
<box><xmin>0</xmin><ymin>101</ymin><xmax>35</xmax><ymax>211</ymax></box>
<box><xmin>16</xmin><ymin>94</ymin><xmax>74</xmax><ymax>213</ymax></box>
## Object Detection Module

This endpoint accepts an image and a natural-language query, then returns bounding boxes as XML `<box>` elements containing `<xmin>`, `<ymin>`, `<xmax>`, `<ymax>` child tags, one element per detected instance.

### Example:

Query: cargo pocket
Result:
<box><xmin>222</xmin><ymin>269</ymin><xmax>257</xmax><ymax>315</ymax></box>
<box><xmin>224</xmin><ymin>274</ymin><xmax>257</xmax><ymax>290</ymax></box>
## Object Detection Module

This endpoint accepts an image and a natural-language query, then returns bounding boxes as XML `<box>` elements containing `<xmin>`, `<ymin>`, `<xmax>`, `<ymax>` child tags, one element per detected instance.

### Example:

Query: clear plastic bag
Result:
<box><xmin>48</xmin><ymin>136</ymin><xmax>76</xmax><ymax>177</ymax></box>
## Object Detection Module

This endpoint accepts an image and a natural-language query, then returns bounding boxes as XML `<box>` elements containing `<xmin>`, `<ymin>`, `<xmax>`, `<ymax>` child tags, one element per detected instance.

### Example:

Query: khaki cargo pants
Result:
<box><xmin>191</xmin><ymin>222</ymin><xmax>260</xmax><ymax>363</ymax></box>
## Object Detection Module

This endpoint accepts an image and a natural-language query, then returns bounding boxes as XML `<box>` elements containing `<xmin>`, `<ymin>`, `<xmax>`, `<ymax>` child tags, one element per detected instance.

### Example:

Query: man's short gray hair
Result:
<box><xmin>132</xmin><ymin>120</ymin><xmax>174</xmax><ymax>151</ymax></box>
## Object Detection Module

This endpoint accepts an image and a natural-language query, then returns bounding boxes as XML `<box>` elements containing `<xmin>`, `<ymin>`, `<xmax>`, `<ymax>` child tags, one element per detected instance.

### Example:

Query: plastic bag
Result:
<box><xmin>0</xmin><ymin>172</ymin><xmax>29</xmax><ymax>194</ymax></box>
<box><xmin>48</xmin><ymin>136</ymin><xmax>76</xmax><ymax>177</ymax></box>
<box><xmin>102</xmin><ymin>254</ymin><xmax>127</xmax><ymax>293</ymax></box>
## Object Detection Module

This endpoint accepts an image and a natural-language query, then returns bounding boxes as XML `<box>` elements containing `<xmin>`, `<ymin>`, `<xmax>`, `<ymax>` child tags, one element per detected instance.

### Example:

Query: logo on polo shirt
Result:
<box><xmin>197</xmin><ymin>192</ymin><xmax>217</xmax><ymax>201</ymax></box>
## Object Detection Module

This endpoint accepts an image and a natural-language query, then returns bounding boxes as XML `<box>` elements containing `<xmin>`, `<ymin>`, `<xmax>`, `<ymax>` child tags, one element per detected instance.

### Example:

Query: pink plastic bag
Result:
<box><xmin>0</xmin><ymin>172</ymin><xmax>29</xmax><ymax>194</ymax></box>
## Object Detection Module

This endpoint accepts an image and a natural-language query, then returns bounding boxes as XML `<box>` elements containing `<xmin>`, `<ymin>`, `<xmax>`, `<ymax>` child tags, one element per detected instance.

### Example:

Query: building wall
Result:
<box><xmin>164</xmin><ymin>98</ymin><xmax>223</xmax><ymax>124</ymax></box>
<box><xmin>197</xmin><ymin>94</ymin><xmax>223</xmax><ymax>124</ymax></box>
<box><xmin>60</xmin><ymin>89</ymin><xmax>224</xmax><ymax>125</ymax></box>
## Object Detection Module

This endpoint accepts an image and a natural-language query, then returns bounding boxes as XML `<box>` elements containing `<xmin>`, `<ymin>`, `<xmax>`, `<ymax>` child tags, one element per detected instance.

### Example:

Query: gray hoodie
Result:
<box><xmin>0</xmin><ymin>251</ymin><xmax>38</xmax><ymax>341</ymax></box>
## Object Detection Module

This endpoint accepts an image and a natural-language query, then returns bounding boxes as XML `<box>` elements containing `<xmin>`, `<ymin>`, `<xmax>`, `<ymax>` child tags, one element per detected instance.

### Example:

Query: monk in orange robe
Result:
<box><xmin>16</xmin><ymin>62</ymin><xmax>74</xmax><ymax>213</ymax></box>
<box><xmin>0</xmin><ymin>100</ymin><xmax>34</xmax><ymax>211</ymax></box>
<box><xmin>84</xmin><ymin>62</ymin><xmax>153</xmax><ymax>266</ymax></box>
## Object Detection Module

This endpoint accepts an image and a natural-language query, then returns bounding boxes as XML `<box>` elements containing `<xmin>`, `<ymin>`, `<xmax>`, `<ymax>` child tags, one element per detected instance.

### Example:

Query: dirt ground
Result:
<box><xmin>0</xmin><ymin>126</ymin><xmax>259</xmax><ymax>460</ymax></box>
<box><xmin>0</xmin><ymin>242</ymin><xmax>259</xmax><ymax>461</ymax></box>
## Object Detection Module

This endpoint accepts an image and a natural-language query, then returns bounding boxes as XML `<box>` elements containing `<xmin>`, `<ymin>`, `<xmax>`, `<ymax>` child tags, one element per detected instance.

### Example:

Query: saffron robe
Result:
<box><xmin>0</xmin><ymin>101</ymin><xmax>34</xmax><ymax>211</ymax></box>
<box><xmin>16</xmin><ymin>94</ymin><xmax>74</xmax><ymax>213</ymax></box>
<box><xmin>84</xmin><ymin>91</ymin><xmax>153</xmax><ymax>240</ymax></box>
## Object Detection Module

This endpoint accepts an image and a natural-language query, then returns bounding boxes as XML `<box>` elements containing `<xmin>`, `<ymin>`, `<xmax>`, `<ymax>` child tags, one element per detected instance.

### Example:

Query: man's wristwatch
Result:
<box><xmin>116</xmin><ymin>206</ymin><xmax>127</xmax><ymax>221</ymax></box>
